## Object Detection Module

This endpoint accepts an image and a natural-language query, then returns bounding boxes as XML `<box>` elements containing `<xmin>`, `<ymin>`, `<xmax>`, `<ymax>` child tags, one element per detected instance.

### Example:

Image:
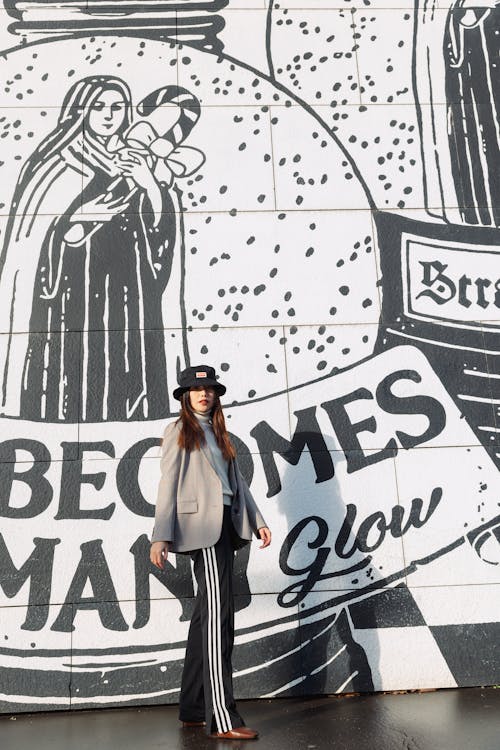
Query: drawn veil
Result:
<box><xmin>0</xmin><ymin>75</ymin><xmax>193</xmax><ymax>423</ymax></box>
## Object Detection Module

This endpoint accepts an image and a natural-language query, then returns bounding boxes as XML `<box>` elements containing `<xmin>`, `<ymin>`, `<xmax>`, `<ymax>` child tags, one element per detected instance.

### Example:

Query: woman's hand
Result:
<box><xmin>118</xmin><ymin>150</ymin><xmax>155</xmax><ymax>189</ymax></box>
<box><xmin>78</xmin><ymin>191</ymin><xmax>133</xmax><ymax>222</ymax></box>
<box><xmin>258</xmin><ymin>527</ymin><xmax>272</xmax><ymax>549</ymax></box>
<box><xmin>118</xmin><ymin>150</ymin><xmax>163</xmax><ymax>226</ymax></box>
<box><xmin>150</xmin><ymin>541</ymin><xmax>169</xmax><ymax>570</ymax></box>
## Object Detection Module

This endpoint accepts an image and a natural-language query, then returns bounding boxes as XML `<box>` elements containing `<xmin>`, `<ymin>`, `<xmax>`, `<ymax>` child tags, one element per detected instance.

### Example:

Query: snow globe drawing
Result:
<box><xmin>0</xmin><ymin>0</ymin><xmax>383</xmax><ymax>711</ymax></box>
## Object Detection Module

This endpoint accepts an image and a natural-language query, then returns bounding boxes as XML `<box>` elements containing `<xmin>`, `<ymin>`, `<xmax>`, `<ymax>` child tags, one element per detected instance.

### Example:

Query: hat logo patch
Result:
<box><xmin>196</xmin><ymin>371</ymin><xmax>207</xmax><ymax>378</ymax></box>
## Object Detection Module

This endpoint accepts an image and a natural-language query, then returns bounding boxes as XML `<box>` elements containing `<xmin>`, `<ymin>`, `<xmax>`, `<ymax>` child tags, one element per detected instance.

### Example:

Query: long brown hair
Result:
<box><xmin>177</xmin><ymin>390</ymin><xmax>236</xmax><ymax>461</ymax></box>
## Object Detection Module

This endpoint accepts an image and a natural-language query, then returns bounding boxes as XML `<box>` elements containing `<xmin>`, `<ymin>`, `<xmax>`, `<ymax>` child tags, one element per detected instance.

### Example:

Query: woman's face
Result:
<box><xmin>189</xmin><ymin>386</ymin><xmax>215</xmax><ymax>414</ymax></box>
<box><xmin>87</xmin><ymin>89</ymin><xmax>127</xmax><ymax>138</ymax></box>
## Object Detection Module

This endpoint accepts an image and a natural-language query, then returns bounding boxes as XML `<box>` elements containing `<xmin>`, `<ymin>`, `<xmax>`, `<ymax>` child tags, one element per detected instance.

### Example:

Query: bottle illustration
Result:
<box><xmin>415</xmin><ymin>0</ymin><xmax>500</xmax><ymax>228</ymax></box>
<box><xmin>374</xmin><ymin>0</ymin><xmax>500</xmax><ymax>468</ymax></box>
<box><xmin>0</xmin><ymin>0</ymin><xmax>379</xmax><ymax>710</ymax></box>
<box><xmin>265</xmin><ymin>0</ymin><xmax>500</xmax><ymax>463</ymax></box>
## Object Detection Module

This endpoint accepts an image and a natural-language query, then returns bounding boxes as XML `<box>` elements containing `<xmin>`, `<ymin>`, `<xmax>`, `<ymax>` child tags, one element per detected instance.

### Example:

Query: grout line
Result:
<box><xmin>282</xmin><ymin>323</ymin><xmax>293</xmax><ymax>440</ymax></box>
<box><xmin>480</xmin><ymin>326</ymin><xmax>500</xmax><ymax>438</ymax></box>
<box><xmin>369</xmin><ymin>209</ymin><xmax>384</xmax><ymax>317</ymax></box>
<box><xmin>268</xmin><ymin>106</ymin><xmax>279</xmax><ymax>212</ymax></box>
<box><xmin>5</xmin><ymin>205</ymin><xmax>499</xmax><ymax>219</ymax></box>
<box><xmin>350</xmin><ymin>7</ymin><xmax>364</xmax><ymax>108</ymax></box>
<box><xmin>0</xmin><ymin>102</ymin><xmax>462</xmax><ymax>111</ymax></box>
<box><xmin>69</xmin><ymin>602</ymin><xmax>74</xmax><ymax>709</ymax></box>
<box><xmin>2</xmin><ymin>579</ymin><xmax>500</xmax><ymax>614</ymax></box>
<box><xmin>0</xmin><ymin>321</ymin><xmax>390</xmax><ymax>335</ymax></box>
<box><xmin>270</xmin><ymin>4</ymin><xmax>424</xmax><ymax>9</ymax></box>
<box><xmin>175</xmin><ymin>10</ymin><xmax>180</xmax><ymax>93</ymax></box>
<box><xmin>266</xmin><ymin>0</ymin><xmax>276</xmax><ymax>80</ymax></box>
<box><xmin>0</xmin><ymin>443</ymin><xmax>494</xmax><ymax>466</ymax></box>
<box><xmin>77</xmin><ymin>329</ymin><xmax>83</xmax><ymax>459</ymax></box>
<box><xmin>390</xmin><ymin>451</ymin><xmax>408</xmax><ymax>586</ymax></box>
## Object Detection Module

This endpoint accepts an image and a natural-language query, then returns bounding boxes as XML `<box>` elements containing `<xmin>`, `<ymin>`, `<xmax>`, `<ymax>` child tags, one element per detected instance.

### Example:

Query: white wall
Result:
<box><xmin>0</xmin><ymin>0</ymin><xmax>498</xmax><ymax>712</ymax></box>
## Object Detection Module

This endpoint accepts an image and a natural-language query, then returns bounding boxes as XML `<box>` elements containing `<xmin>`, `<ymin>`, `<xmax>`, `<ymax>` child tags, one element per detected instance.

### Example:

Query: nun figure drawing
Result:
<box><xmin>0</xmin><ymin>75</ymin><xmax>202</xmax><ymax>422</ymax></box>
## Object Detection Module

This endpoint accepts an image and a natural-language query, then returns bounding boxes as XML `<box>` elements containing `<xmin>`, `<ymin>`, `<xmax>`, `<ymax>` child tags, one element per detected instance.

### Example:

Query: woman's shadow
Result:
<box><xmin>273</xmin><ymin>438</ymin><xmax>428</xmax><ymax>698</ymax></box>
<box><xmin>229</xmin><ymin>423</ymin><xmax>385</xmax><ymax>700</ymax></box>
<box><xmin>273</xmin><ymin>442</ymin><xmax>382</xmax><ymax>698</ymax></box>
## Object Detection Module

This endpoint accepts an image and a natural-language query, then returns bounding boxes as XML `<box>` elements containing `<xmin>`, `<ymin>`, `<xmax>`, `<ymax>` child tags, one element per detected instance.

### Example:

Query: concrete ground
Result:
<box><xmin>1</xmin><ymin>688</ymin><xmax>499</xmax><ymax>750</ymax></box>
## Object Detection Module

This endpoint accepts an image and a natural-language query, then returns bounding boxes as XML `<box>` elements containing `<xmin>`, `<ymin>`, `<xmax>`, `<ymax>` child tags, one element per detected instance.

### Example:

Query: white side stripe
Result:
<box><xmin>204</xmin><ymin>548</ymin><xmax>226</xmax><ymax>732</ymax></box>
<box><xmin>203</xmin><ymin>547</ymin><xmax>232</xmax><ymax>733</ymax></box>
<box><xmin>209</xmin><ymin>547</ymin><xmax>232</xmax><ymax>731</ymax></box>
<box><xmin>207</xmin><ymin>547</ymin><xmax>229</xmax><ymax>731</ymax></box>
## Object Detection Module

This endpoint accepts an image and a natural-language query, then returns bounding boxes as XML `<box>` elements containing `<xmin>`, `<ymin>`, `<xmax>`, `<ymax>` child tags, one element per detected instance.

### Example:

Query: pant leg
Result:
<box><xmin>179</xmin><ymin>593</ymin><xmax>205</xmax><ymax>722</ymax></box>
<box><xmin>189</xmin><ymin>508</ymin><xmax>243</xmax><ymax>734</ymax></box>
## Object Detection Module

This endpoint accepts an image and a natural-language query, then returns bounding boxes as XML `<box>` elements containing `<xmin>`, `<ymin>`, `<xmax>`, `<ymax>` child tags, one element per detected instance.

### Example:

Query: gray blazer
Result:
<box><xmin>151</xmin><ymin>420</ymin><xmax>266</xmax><ymax>553</ymax></box>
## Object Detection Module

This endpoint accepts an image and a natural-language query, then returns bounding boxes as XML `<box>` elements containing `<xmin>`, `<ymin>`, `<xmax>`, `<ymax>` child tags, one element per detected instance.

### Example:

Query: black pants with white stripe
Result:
<box><xmin>179</xmin><ymin>506</ymin><xmax>244</xmax><ymax>733</ymax></box>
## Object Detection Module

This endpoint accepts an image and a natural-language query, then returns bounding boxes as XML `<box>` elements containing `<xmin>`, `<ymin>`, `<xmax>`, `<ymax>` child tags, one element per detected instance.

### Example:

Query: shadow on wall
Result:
<box><xmin>278</xmin><ymin>448</ymin><xmax>379</xmax><ymax>698</ymax></box>
<box><xmin>231</xmin><ymin>434</ymin><xmax>381</xmax><ymax>700</ymax></box>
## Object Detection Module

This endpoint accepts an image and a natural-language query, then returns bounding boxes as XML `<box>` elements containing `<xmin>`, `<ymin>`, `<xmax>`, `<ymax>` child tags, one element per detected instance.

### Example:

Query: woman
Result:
<box><xmin>150</xmin><ymin>365</ymin><xmax>271</xmax><ymax>740</ymax></box>
<box><xmin>0</xmin><ymin>75</ymin><xmax>178</xmax><ymax>422</ymax></box>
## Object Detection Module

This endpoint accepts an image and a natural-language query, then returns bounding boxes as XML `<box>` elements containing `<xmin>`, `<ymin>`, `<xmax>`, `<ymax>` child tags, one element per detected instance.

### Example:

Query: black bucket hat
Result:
<box><xmin>173</xmin><ymin>365</ymin><xmax>226</xmax><ymax>401</ymax></box>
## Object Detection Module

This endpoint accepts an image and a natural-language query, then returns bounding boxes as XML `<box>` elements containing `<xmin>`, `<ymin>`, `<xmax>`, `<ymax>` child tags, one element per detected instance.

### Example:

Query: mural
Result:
<box><xmin>0</xmin><ymin>0</ymin><xmax>498</xmax><ymax>712</ymax></box>
<box><xmin>0</xmin><ymin>77</ymin><xmax>203</xmax><ymax>422</ymax></box>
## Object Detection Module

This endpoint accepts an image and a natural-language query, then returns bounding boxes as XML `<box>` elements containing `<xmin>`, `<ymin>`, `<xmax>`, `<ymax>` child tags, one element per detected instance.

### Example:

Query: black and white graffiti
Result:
<box><xmin>0</xmin><ymin>0</ymin><xmax>498</xmax><ymax>713</ymax></box>
<box><xmin>0</xmin><ymin>76</ymin><xmax>205</xmax><ymax>422</ymax></box>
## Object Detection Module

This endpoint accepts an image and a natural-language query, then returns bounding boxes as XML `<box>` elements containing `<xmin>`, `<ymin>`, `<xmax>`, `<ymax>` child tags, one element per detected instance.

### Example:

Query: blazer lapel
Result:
<box><xmin>228</xmin><ymin>460</ymin><xmax>241</xmax><ymax>511</ymax></box>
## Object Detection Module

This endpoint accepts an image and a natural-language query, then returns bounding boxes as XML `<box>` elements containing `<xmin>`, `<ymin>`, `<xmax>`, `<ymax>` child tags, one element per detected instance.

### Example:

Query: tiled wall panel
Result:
<box><xmin>0</xmin><ymin>0</ymin><xmax>498</xmax><ymax>713</ymax></box>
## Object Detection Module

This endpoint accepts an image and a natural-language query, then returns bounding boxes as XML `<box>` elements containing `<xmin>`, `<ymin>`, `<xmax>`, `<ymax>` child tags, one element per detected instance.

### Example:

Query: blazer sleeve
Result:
<box><xmin>151</xmin><ymin>422</ymin><xmax>182</xmax><ymax>543</ymax></box>
<box><xmin>236</xmin><ymin>460</ymin><xmax>267</xmax><ymax>535</ymax></box>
